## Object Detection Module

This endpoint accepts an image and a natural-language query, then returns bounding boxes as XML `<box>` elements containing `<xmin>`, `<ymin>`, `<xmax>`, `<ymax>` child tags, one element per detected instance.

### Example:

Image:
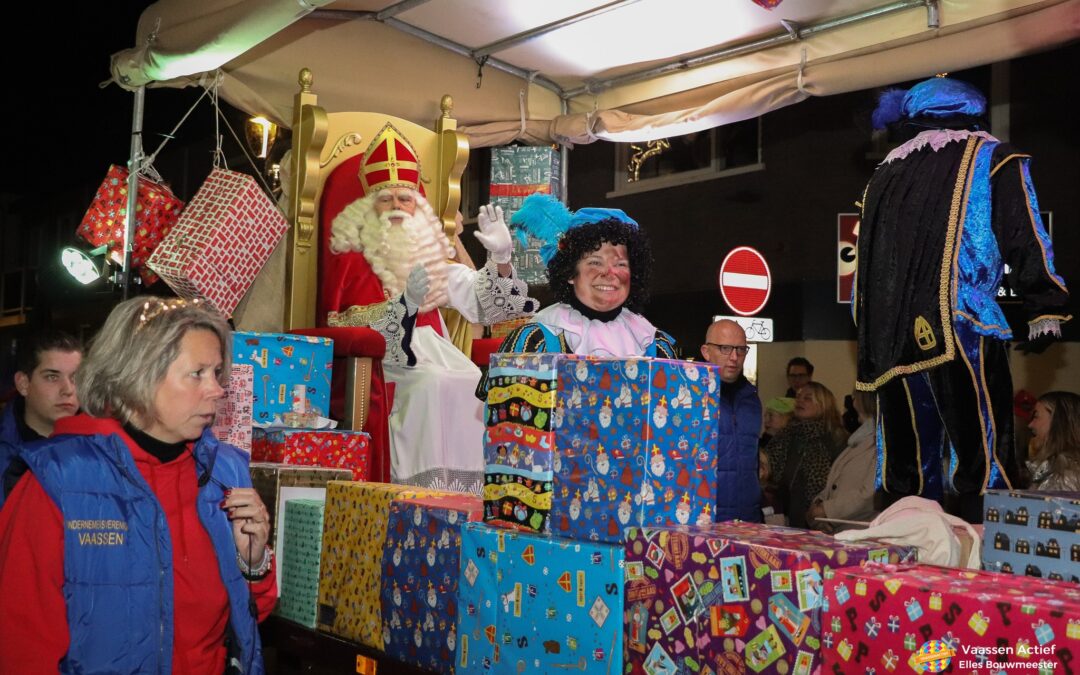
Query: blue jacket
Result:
<box><xmin>0</xmin><ymin>403</ymin><xmax>22</xmax><ymax>510</ymax></box>
<box><xmin>715</xmin><ymin>376</ymin><xmax>763</xmax><ymax>522</ymax></box>
<box><xmin>21</xmin><ymin>428</ymin><xmax>264</xmax><ymax>674</ymax></box>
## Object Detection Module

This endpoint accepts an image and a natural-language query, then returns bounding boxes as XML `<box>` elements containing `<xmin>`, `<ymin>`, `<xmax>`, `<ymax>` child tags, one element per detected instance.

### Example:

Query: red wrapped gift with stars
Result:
<box><xmin>77</xmin><ymin>164</ymin><xmax>184</xmax><ymax>285</ymax></box>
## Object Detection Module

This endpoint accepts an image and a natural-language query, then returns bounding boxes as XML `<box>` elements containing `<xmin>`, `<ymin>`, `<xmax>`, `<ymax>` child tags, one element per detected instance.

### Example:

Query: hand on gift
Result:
<box><xmin>474</xmin><ymin>204</ymin><xmax>514</xmax><ymax>265</ymax></box>
<box><xmin>806</xmin><ymin>501</ymin><xmax>828</xmax><ymax>529</ymax></box>
<box><xmin>403</xmin><ymin>264</ymin><xmax>430</xmax><ymax>315</ymax></box>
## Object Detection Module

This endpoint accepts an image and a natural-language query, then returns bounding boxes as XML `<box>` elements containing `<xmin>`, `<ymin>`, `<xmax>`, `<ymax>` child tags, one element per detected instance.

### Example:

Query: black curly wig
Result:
<box><xmin>546</xmin><ymin>217</ymin><xmax>653</xmax><ymax>313</ymax></box>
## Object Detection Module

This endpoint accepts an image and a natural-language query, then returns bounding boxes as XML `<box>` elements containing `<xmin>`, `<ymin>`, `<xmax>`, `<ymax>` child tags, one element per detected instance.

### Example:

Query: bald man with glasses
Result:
<box><xmin>701</xmin><ymin>319</ymin><xmax>762</xmax><ymax>522</ymax></box>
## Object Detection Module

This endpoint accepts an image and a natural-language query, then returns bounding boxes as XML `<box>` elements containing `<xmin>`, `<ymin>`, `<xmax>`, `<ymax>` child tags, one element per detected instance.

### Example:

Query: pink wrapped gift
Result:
<box><xmin>821</xmin><ymin>562</ymin><xmax>1080</xmax><ymax>673</ymax></box>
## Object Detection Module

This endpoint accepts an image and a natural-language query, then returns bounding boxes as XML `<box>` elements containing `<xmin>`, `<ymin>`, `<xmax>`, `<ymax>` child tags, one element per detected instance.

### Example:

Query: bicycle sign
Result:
<box><xmin>713</xmin><ymin>315</ymin><xmax>774</xmax><ymax>343</ymax></box>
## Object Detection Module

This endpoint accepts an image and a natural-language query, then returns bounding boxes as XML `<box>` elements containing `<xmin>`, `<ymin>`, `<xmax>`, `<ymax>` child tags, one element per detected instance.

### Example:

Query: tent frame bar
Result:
<box><xmin>314</xmin><ymin>0</ymin><xmax>934</xmax><ymax>103</ymax></box>
<box><xmin>563</xmin><ymin>0</ymin><xmax>930</xmax><ymax>97</ymax></box>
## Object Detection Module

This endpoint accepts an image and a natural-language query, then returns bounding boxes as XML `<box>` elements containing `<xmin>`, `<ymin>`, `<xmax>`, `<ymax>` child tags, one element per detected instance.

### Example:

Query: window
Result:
<box><xmin>609</xmin><ymin>118</ymin><xmax>763</xmax><ymax>196</ymax></box>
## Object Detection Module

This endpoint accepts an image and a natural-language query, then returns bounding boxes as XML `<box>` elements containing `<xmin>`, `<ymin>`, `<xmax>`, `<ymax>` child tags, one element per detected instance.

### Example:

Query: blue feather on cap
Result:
<box><xmin>872</xmin><ymin>88</ymin><xmax>907</xmax><ymax>130</ymax></box>
<box><xmin>509</xmin><ymin>193</ymin><xmax>572</xmax><ymax>265</ymax></box>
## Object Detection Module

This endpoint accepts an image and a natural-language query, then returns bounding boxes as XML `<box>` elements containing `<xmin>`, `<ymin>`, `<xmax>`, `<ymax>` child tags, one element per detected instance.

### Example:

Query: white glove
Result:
<box><xmin>474</xmin><ymin>204</ymin><xmax>514</xmax><ymax>265</ymax></box>
<box><xmin>403</xmin><ymin>264</ymin><xmax>430</xmax><ymax>314</ymax></box>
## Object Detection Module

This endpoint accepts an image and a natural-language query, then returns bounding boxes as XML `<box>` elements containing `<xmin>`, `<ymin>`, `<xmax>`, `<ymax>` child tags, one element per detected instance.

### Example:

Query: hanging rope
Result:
<box><xmin>141</xmin><ymin>86</ymin><xmax>214</xmax><ymax>178</ymax></box>
<box><xmin>210</xmin><ymin>85</ymin><xmax>228</xmax><ymax>169</ymax></box>
<box><xmin>203</xmin><ymin>85</ymin><xmax>281</xmax><ymax>201</ymax></box>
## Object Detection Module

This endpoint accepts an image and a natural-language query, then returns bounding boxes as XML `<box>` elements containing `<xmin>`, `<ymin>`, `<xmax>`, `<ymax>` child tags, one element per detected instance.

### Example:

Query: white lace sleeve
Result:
<box><xmin>327</xmin><ymin>297</ymin><xmax>418</xmax><ymax>367</ymax></box>
<box><xmin>472</xmin><ymin>260</ymin><xmax>540</xmax><ymax>325</ymax></box>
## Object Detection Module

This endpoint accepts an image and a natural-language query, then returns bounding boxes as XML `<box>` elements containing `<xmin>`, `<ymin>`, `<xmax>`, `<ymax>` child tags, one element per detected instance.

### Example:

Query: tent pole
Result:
<box><xmin>122</xmin><ymin>85</ymin><xmax>146</xmax><ymax>300</ymax></box>
<box><xmin>560</xmin><ymin>99</ymin><xmax>569</xmax><ymax>206</ymax></box>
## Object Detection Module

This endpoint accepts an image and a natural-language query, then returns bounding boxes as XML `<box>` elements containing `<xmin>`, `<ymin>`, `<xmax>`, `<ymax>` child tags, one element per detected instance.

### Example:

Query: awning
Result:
<box><xmin>110</xmin><ymin>0</ymin><xmax>1080</xmax><ymax>145</ymax></box>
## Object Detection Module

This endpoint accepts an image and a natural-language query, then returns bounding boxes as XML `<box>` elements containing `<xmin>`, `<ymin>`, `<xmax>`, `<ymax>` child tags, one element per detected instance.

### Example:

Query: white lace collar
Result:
<box><xmin>534</xmin><ymin>303</ymin><xmax>658</xmax><ymax>357</ymax></box>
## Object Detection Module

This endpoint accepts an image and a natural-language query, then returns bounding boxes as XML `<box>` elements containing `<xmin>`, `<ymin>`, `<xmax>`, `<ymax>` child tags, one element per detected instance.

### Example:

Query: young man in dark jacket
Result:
<box><xmin>0</xmin><ymin>330</ymin><xmax>82</xmax><ymax>507</ymax></box>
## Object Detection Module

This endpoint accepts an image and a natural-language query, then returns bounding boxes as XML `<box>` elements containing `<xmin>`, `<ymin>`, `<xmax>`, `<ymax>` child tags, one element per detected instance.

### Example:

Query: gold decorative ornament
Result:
<box><xmin>914</xmin><ymin>315</ymin><xmax>937</xmax><ymax>351</ymax></box>
<box><xmin>627</xmin><ymin>139</ymin><xmax>671</xmax><ymax>182</ymax></box>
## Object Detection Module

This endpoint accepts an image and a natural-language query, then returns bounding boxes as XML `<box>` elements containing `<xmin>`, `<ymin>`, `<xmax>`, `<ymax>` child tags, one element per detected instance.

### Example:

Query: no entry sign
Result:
<box><xmin>719</xmin><ymin>246</ymin><xmax>771</xmax><ymax>316</ymax></box>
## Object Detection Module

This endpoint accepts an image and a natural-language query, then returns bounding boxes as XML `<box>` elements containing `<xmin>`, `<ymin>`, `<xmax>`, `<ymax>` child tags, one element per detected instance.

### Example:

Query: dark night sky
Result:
<box><xmin>0</xmin><ymin>2</ymin><xmax>218</xmax><ymax>198</ymax></box>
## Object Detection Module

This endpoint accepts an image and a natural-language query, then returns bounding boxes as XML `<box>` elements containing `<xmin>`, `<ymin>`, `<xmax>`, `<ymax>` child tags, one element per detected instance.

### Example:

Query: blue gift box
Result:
<box><xmin>231</xmin><ymin>331</ymin><xmax>333</xmax><ymax>422</ymax></box>
<box><xmin>380</xmin><ymin>493</ymin><xmax>482</xmax><ymax>674</ymax></box>
<box><xmin>550</xmin><ymin>356</ymin><xmax>719</xmax><ymax>543</ymax></box>
<box><xmin>456</xmin><ymin>522</ymin><xmax>623</xmax><ymax>674</ymax></box>
<box><xmin>981</xmin><ymin>489</ymin><xmax>1080</xmax><ymax>583</ymax></box>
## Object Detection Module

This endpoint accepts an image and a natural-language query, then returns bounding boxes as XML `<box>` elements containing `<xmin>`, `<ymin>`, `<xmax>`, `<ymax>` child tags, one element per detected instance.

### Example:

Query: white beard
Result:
<box><xmin>329</xmin><ymin>191</ymin><xmax>452</xmax><ymax>313</ymax></box>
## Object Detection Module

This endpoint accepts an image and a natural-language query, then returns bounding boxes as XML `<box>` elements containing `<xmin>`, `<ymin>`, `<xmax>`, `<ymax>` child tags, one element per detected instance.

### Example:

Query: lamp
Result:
<box><xmin>61</xmin><ymin>245</ymin><xmax>113</xmax><ymax>285</ymax></box>
<box><xmin>245</xmin><ymin>115</ymin><xmax>279</xmax><ymax>159</ymax></box>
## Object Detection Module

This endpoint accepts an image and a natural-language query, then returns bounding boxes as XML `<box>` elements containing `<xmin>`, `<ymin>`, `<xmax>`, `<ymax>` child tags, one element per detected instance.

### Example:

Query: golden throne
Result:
<box><xmin>282</xmin><ymin>68</ymin><xmax>469</xmax><ymax>483</ymax></box>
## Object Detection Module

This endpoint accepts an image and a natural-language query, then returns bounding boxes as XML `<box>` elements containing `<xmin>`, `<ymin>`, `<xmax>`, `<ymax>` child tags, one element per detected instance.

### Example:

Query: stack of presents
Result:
<box><xmin>242</xmin><ymin>350</ymin><xmax>1075</xmax><ymax>675</ymax></box>
<box><xmin>79</xmin><ymin>165</ymin><xmax>1080</xmax><ymax>673</ymax></box>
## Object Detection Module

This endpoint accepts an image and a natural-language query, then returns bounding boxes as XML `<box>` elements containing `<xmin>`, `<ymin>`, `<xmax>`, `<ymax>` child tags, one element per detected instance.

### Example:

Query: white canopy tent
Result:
<box><xmin>111</xmin><ymin>0</ymin><xmax>1080</xmax><ymax>146</ymax></box>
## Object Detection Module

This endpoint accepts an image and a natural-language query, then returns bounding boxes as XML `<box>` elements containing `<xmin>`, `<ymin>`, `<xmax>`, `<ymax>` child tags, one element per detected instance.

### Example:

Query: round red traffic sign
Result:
<box><xmin>718</xmin><ymin>247</ymin><xmax>771</xmax><ymax>316</ymax></box>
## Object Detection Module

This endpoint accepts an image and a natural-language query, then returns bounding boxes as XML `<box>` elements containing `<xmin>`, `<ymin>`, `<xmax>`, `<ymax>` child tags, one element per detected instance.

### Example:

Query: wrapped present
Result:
<box><xmin>249</xmin><ymin>463</ymin><xmax>352</xmax><ymax>542</ymax></box>
<box><xmin>318</xmin><ymin>482</ymin><xmax>457</xmax><ymax>647</ymax></box>
<box><xmin>231</xmin><ymin>331</ymin><xmax>333</xmax><ymax>423</ymax></box>
<box><xmin>484</xmin><ymin>354</ymin><xmax>720</xmax><ymax>542</ymax></box>
<box><xmin>489</xmin><ymin>145</ymin><xmax>561</xmax><ymax>285</ymax></box>
<box><xmin>211</xmin><ymin>363</ymin><xmax>254</xmax><ymax>452</ymax></box>
<box><xmin>552</xmin><ymin>356</ymin><xmax>718</xmax><ymax>543</ymax></box>
<box><xmin>250</xmin><ymin>428</ymin><xmax>369</xmax><ymax>480</ymax></box>
<box><xmin>78</xmin><ymin>164</ymin><xmax>184</xmax><ymax>285</ymax></box>
<box><xmin>381</xmin><ymin>493</ymin><xmax>483</xmax><ymax>672</ymax></box>
<box><xmin>277</xmin><ymin>499</ymin><xmax>326</xmax><ymax>628</ymax></box>
<box><xmin>456</xmin><ymin>522</ymin><xmax>623</xmax><ymax>674</ymax></box>
<box><xmin>483</xmin><ymin>353</ymin><xmax>558</xmax><ymax>534</ymax></box>
<box><xmin>147</xmin><ymin>168</ymin><xmax>288</xmax><ymax>316</ymax></box>
<box><xmin>820</xmin><ymin>563</ymin><xmax>1080</xmax><ymax>674</ymax></box>
<box><xmin>982</xmin><ymin>489</ymin><xmax>1080</xmax><ymax>583</ymax></box>
<box><xmin>624</xmin><ymin>521</ymin><xmax>915</xmax><ymax>675</ymax></box>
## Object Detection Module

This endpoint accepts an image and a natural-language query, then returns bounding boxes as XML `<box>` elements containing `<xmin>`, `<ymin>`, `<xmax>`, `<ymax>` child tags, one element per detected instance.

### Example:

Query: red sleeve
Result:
<box><xmin>0</xmin><ymin>474</ymin><xmax>70</xmax><ymax>671</ymax></box>
<box><xmin>251</xmin><ymin>564</ymin><xmax>278</xmax><ymax>622</ymax></box>
<box><xmin>319</xmin><ymin>248</ymin><xmax>387</xmax><ymax>323</ymax></box>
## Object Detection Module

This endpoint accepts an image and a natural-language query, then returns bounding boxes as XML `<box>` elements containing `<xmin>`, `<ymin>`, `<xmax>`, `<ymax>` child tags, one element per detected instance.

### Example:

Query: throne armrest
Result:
<box><xmin>290</xmin><ymin>326</ymin><xmax>386</xmax><ymax>360</ymax></box>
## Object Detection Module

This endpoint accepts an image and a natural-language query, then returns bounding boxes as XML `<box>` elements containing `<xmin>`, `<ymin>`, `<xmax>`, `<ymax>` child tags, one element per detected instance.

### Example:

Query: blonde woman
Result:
<box><xmin>1027</xmin><ymin>391</ymin><xmax>1080</xmax><ymax>491</ymax></box>
<box><xmin>764</xmin><ymin>382</ymin><xmax>847</xmax><ymax>528</ymax></box>
<box><xmin>0</xmin><ymin>296</ymin><xmax>276</xmax><ymax>674</ymax></box>
<box><xmin>808</xmin><ymin>390</ymin><xmax>879</xmax><ymax>532</ymax></box>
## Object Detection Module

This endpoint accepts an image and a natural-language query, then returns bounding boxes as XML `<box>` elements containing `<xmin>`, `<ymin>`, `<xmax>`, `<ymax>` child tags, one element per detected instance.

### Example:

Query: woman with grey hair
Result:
<box><xmin>0</xmin><ymin>296</ymin><xmax>275</xmax><ymax>674</ymax></box>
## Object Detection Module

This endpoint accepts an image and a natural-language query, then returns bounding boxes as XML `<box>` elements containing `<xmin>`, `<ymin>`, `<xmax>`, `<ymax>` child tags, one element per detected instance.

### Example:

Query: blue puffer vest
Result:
<box><xmin>715</xmin><ymin>377</ymin><xmax>763</xmax><ymax>522</ymax></box>
<box><xmin>21</xmin><ymin>428</ymin><xmax>264</xmax><ymax>674</ymax></box>
<box><xmin>0</xmin><ymin>403</ymin><xmax>21</xmax><ymax>510</ymax></box>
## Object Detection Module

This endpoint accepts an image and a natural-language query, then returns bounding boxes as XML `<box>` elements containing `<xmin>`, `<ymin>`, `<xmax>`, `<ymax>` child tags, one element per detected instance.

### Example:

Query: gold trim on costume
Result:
<box><xmin>1027</xmin><ymin>314</ymin><xmax>1072</xmax><ymax>324</ymax></box>
<box><xmin>1016</xmin><ymin>163</ymin><xmax>1070</xmax><ymax>296</ymax></box>
<box><xmin>901</xmin><ymin>379</ymin><xmax>924</xmax><ymax>495</ymax></box>
<box><xmin>327</xmin><ymin>299</ymin><xmax>392</xmax><ymax>327</ymax></box>
<box><xmin>955</xmin><ymin>327</ymin><xmax>994</xmax><ymax>493</ymax></box>
<box><xmin>989</xmin><ymin>153</ymin><xmax>1030</xmax><ymax>178</ymax></box>
<box><xmin>953</xmin><ymin>310</ymin><xmax>1012</xmax><ymax>335</ymax></box>
<box><xmin>979</xmin><ymin>335</ymin><xmax>1012</xmax><ymax>491</ymax></box>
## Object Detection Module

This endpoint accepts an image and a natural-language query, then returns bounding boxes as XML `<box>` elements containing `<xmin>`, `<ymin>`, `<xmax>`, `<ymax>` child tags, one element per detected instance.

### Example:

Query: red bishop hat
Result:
<box><xmin>359</xmin><ymin>123</ymin><xmax>422</xmax><ymax>194</ymax></box>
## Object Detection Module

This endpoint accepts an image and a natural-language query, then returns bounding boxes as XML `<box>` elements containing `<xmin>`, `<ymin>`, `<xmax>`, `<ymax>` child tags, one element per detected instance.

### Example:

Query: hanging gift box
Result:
<box><xmin>78</xmin><ymin>164</ymin><xmax>184</xmax><ymax>285</ymax></box>
<box><xmin>147</xmin><ymin>168</ymin><xmax>288</xmax><ymax>316</ymax></box>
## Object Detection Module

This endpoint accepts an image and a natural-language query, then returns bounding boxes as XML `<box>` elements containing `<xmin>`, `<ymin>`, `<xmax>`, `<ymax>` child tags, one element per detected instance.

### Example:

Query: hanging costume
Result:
<box><xmin>321</xmin><ymin>124</ymin><xmax>536</xmax><ymax>493</ymax></box>
<box><xmin>855</xmin><ymin>78</ymin><xmax>1069</xmax><ymax>500</ymax></box>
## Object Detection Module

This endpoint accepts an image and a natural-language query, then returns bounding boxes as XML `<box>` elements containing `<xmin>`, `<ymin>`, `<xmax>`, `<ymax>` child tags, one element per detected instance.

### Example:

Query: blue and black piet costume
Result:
<box><xmin>855</xmin><ymin>78</ymin><xmax>1070</xmax><ymax>503</ymax></box>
